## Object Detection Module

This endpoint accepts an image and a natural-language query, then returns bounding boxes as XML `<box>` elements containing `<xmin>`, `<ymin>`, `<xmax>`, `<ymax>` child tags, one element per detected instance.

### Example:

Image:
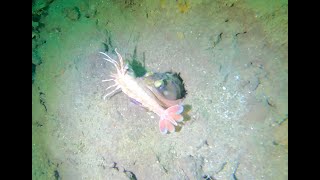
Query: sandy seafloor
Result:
<box><xmin>32</xmin><ymin>0</ymin><xmax>288</xmax><ymax>179</ymax></box>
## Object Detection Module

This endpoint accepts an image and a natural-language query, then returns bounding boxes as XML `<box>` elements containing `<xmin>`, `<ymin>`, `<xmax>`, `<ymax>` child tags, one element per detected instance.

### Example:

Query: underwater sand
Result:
<box><xmin>32</xmin><ymin>0</ymin><xmax>287</xmax><ymax>179</ymax></box>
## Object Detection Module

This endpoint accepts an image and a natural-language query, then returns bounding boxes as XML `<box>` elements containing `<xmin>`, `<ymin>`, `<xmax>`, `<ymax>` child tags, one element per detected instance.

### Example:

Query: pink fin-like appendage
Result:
<box><xmin>159</xmin><ymin>119</ymin><xmax>175</xmax><ymax>134</ymax></box>
<box><xmin>159</xmin><ymin>119</ymin><xmax>168</xmax><ymax>134</ymax></box>
<box><xmin>166</xmin><ymin>104</ymin><xmax>184</xmax><ymax>115</ymax></box>
<box><xmin>172</xmin><ymin>114</ymin><xmax>184</xmax><ymax>122</ymax></box>
<box><xmin>159</xmin><ymin>105</ymin><xmax>184</xmax><ymax>134</ymax></box>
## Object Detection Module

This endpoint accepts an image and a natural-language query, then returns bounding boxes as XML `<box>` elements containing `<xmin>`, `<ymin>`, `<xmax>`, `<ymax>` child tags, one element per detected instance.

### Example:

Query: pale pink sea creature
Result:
<box><xmin>100</xmin><ymin>49</ymin><xmax>184</xmax><ymax>134</ymax></box>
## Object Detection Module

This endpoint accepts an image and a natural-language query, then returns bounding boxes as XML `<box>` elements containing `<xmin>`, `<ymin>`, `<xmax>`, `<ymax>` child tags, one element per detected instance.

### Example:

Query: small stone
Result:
<box><xmin>32</xmin><ymin>63</ymin><xmax>36</xmax><ymax>84</ymax></box>
<box><xmin>85</xmin><ymin>5</ymin><xmax>97</xmax><ymax>18</ymax></box>
<box><xmin>65</xmin><ymin>7</ymin><xmax>81</xmax><ymax>21</ymax></box>
<box><xmin>248</xmin><ymin>77</ymin><xmax>260</xmax><ymax>91</ymax></box>
<box><xmin>32</xmin><ymin>31</ymin><xmax>38</xmax><ymax>39</ymax></box>
<box><xmin>32</xmin><ymin>50</ymin><xmax>42</xmax><ymax>65</ymax></box>
<box><xmin>32</xmin><ymin>21</ymin><xmax>39</xmax><ymax>29</ymax></box>
<box><xmin>266</xmin><ymin>97</ymin><xmax>276</xmax><ymax>107</ymax></box>
<box><xmin>273</xmin><ymin>119</ymin><xmax>288</xmax><ymax>148</ymax></box>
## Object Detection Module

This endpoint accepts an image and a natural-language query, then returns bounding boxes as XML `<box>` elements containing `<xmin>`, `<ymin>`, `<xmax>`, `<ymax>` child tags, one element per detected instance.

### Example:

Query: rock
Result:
<box><xmin>32</xmin><ymin>31</ymin><xmax>39</xmax><ymax>39</ymax></box>
<box><xmin>273</xmin><ymin>119</ymin><xmax>288</xmax><ymax>149</ymax></box>
<box><xmin>177</xmin><ymin>155</ymin><xmax>204</xmax><ymax>179</ymax></box>
<box><xmin>32</xmin><ymin>21</ymin><xmax>39</xmax><ymax>29</ymax></box>
<box><xmin>84</xmin><ymin>5</ymin><xmax>97</xmax><ymax>18</ymax></box>
<box><xmin>32</xmin><ymin>63</ymin><xmax>36</xmax><ymax>84</ymax></box>
<box><xmin>65</xmin><ymin>7</ymin><xmax>81</xmax><ymax>21</ymax></box>
<box><xmin>32</xmin><ymin>39</ymin><xmax>37</xmax><ymax>49</ymax></box>
<box><xmin>32</xmin><ymin>50</ymin><xmax>42</xmax><ymax>65</ymax></box>
<box><xmin>266</xmin><ymin>97</ymin><xmax>276</xmax><ymax>107</ymax></box>
<box><xmin>247</xmin><ymin>77</ymin><xmax>260</xmax><ymax>91</ymax></box>
<box><xmin>239</xmin><ymin>76</ymin><xmax>260</xmax><ymax>92</ymax></box>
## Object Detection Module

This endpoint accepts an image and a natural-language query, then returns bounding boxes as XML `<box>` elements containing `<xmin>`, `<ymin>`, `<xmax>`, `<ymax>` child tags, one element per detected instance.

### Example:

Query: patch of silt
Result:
<box><xmin>241</xmin><ymin>0</ymin><xmax>288</xmax><ymax>47</ymax></box>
